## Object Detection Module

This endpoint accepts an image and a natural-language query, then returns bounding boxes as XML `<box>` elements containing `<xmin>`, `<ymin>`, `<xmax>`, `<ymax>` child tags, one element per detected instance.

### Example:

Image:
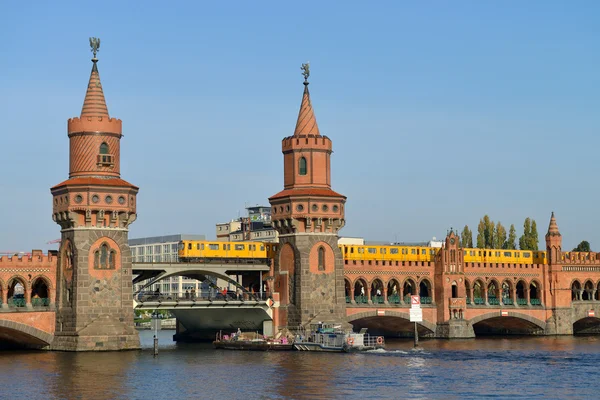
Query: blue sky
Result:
<box><xmin>0</xmin><ymin>1</ymin><xmax>598</xmax><ymax>252</ymax></box>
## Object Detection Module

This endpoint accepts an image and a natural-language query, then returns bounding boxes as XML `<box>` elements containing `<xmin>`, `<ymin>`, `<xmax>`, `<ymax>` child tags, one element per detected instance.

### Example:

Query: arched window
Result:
<box><xmin>109</xmin><ymin>250</ymin><xmax>116</xmax><ymax>269</ymax></box>
<box><xmin>318</xmin><ymin>246</ymin><xmax>325</xmax><ymax>271</ymax></box>
<box><xmin>94</xmin><ymin>242</ymin><xmax>117</xmax><ymax>269</ymax></box>
<box><xmin>100</xmin><ymin>142</ymin><xmax>109</xmax><ymax>154</ymax></box>
<box><xmin>299</xmin><ymin>157</ymin><xmax>307</xmax><ymax>176</ymax></box>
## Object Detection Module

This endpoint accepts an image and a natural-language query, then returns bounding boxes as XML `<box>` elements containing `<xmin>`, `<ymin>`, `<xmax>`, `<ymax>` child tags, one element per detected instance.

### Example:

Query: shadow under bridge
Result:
<box><xmin>347</xmin><ymin>311</ymin><xmax>437</xmax><ymax>338</ymax></box>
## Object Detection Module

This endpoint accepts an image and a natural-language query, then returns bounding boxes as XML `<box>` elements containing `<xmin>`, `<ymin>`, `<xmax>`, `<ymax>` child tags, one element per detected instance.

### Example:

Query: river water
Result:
<box><xmin>1</xmin><ymin>330</ymin><xmax>599</xmax><ymax>399</ymax></box>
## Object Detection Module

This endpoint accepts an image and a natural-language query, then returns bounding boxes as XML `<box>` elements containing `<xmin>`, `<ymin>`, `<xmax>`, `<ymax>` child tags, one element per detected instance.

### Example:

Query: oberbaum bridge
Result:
<box><xmin>1</xmin><ymin>42</ymin><xmax>600</xmax><ymax>351</ymax></box>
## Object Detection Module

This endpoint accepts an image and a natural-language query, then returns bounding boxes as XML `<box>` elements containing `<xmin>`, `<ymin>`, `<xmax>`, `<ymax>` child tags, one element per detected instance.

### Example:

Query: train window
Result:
<box><xmin>260</xmin><ymin>245</ymin><xmax>265</xmax><ymax>251</ymax></box>
<box><xmin>201</xmin><ymin>244</ymin><xmax>205</xmax><ymax>250</ymax></box>
<box><xmin>274</xmin><ymin>245</ymin><xmax>278</xmax><ymax>251</ymax></box>
<box><xmin>495</xmin><ymin>251</ymin><xmax>500</xmax><ymax>257</ymax></box>
<box><xmin>368</xmin><ymin>248</ymin><xmax>376</xmax><ymax>254</ymax></box>
<box><xmin>411</xmin><ymin>249</ymin><xmax>416</xmax><ymax>255</ymax></box>
<box><xmin>351</xmin><ymin>247</ymin><xmax>354</xmax><ymax>253</ymax></box>
<box><xmin>421</xmin><ymin>249</ymin><xmax>426</xmax><ymax>255</ymax></box>
<box><xmin>431</xmin><ymin>249</ymin><xmax>436</xmax><ymax>255</ymax></box>
<box><xmin>380</xmin><ymin>248</ymin><xmax>387</xmax><ymax>254</ymax></box>
<box><xmin>523</xmin><ymin>252</ymin><xmax>531</xmax><ymax>257</ymax></box>
<box><xmin>478</xmin><ymin>251</ymin><xmax>481</xmax><ymax>256</ymax></box>
<box><xmin>208</xmin><ymin>244</ymin><xmax>219</xmax><ymax>250</ymax></box>
<box><xmin>514</xmin><ymin>252</ymin><xmax>519</xmax><ymax>257</ymax></box>
<box><xmin>188</xmin><ymin>243</ymin><xmax>192</xmax><ymax>250</ymax></box>
<box><xmin>235</xmin><ymin>244</ymin><xmax>245</xmax><ymax>250</ymax></box>
<box><xmin>266</xmin><ymin>245</ymin><xmax>271</xmax><ymax>251</ymax></box>
<box><xmin>358</xmin><ymin>248</ymin><xmax>364</xmax><ymax>254</ymax></box>
<box><xmin>483</xmin><ymin>251</ymin><xmax>487</xmax><ymax>257</ymax></box>
<box><xmin>402</xmin><ymin>249</ymin><xmax>407</xmax><ymax>255</ymax></box>
<box><xmin>390</xmin><ymin>248</ymin><xmax>398</xmax><ymax>254</ymax></box>
<box><xmin>197</xmin><ymin>244</ymin><xmax>200</xmax><ymax>250</ymax></box>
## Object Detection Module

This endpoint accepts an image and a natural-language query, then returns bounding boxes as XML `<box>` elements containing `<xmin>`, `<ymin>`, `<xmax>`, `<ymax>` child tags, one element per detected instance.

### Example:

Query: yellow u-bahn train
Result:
<box><xmin>178</xmin><ymin>239</ymin><xmax>278</xmax><ymax>262</ymax></box>
<box><xmin>340</xmin><ymin>244</ymin><xmax>437</xmax><ymax>262</ymax></box>
<box><xmin>178</xmin><ymin>239</ymin><xmax>547</xmax><ymax>265</ymax></box>
<box><xmin>463</xmin><ymin>248</ymin><xmax>546</xmax><ymax>264</ymax></box>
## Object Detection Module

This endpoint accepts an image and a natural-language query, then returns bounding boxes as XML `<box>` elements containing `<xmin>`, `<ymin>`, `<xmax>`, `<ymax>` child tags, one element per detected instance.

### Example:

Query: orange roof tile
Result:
<box><xmin>80</xmin><ymin>61</ymin><xmax>109</xmax><ymax>118</ymax></box>
<box><xmin>293</xmin><ymin>83</ymin><xmax>320</xmax><ymax>136</ymax></box>
<box><xmin>269</xmin><ymin>188</ymin><xmax>345</xmax><ymax>200</ymax></box>
<box><xmin>51</xmin><ymin>177</ymin><xmax>138</xmax><ymax>190</ymax></box>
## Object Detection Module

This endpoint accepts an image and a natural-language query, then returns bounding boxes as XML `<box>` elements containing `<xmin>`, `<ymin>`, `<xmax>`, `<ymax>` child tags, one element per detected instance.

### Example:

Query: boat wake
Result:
<box><xmin>366</xmin><ymin>348</ymin><xmax>410</xmax><ymax>354</ymax></box>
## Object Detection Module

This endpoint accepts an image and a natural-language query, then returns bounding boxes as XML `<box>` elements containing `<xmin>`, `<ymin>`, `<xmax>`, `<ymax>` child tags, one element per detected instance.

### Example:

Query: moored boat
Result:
<box><xmin>213</xmin><ymin>330</ymin><xmax>294</xmax><ymax>351</ymax></box>
<box><xmin>293</xmin><ymin>323</ymin><xmax>385</xmax><ymax>352</ymax></box>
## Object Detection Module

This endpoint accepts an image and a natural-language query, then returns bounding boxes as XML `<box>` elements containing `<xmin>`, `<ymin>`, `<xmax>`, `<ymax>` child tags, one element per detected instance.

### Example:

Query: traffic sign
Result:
<box><xmin>589</xmin><ymin>310</ymin><xmax>595</xmax><ymax>317</ymax></box>
<box><xmin>501</xmin><ymin>311</ymin><xmax>509</xmax><ymax>317</ymax></box>
<box><xmin>411</xmin><ymin>295</ymin><xmax>421</xmax><ymax>308</ymax></box>
<box><xmin>409</xmin><ymin>308</ymin><xmax>423</xmax><ymax>322</ymax></box>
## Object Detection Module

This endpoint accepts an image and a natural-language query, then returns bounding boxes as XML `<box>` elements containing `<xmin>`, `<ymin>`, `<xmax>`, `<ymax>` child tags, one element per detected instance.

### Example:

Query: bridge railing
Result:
<box><xmin>135</xmin><ymin>290</ymin><xmax>271</xmax><ymax>304</ymax></box>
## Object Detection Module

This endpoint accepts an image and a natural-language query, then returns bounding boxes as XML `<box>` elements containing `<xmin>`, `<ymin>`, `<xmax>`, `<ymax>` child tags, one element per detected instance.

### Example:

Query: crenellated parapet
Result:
<box><xmin>67</xmin><ymin>116</ymin><xmax>122</xmax><ymax>135</ymax></box>
<box><xmin>0</xmin><ymin>250</ymin><xmax>58</xmax><ymax>266</ymax></box>
<box><xmin>281</xmin><ymin>134</ymin><xmax>332</xmax><ymax>153</ymax></box>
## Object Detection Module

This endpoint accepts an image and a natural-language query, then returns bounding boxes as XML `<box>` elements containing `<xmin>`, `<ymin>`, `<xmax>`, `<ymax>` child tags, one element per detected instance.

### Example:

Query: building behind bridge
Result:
<box><xmin>130</xmin><ymin>234</ymin><xmax>210</xmax><ymax>294</ymax></box>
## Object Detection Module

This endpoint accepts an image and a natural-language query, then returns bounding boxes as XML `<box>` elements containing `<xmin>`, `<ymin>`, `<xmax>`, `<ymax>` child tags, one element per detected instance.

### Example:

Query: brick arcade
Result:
<box><xmin>1</xmin><ymin>49</ymin><xmax>600</xmax><ymax>349</ymax></box>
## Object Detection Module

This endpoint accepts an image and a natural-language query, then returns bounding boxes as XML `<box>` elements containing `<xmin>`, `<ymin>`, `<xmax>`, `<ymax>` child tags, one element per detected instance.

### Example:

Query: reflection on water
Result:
<box><xmin>0</xmin><ymin>331</ymin><xmax>599</xmax><ymax>399</ymax></box>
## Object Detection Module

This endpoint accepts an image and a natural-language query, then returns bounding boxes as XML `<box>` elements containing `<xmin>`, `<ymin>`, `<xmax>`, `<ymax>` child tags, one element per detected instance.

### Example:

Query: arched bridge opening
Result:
<box><xmin>573</xmin><ymin>317</ymin><xmax>600</xmax><ymax>335</ymax></box>
<box><xmin>0</xmin><ymin>320</ymin><xmax>53</xmax><ymax>350</ymax></box>
<box><xmin>470</xmin><ymin>313</ymin><xmax>546</xmax><ymax>336</ymax></box>
<box><xmin>347</xmin><ymin>311</ymin><xmax>436</xmax><ymax>338</ymax></box>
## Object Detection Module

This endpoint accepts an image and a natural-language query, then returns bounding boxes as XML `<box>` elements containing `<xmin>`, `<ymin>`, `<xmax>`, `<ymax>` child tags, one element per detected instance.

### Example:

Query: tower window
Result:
<box><xmin>299</xmin><ymin>157</ymin><xmax>307</xmax><ymax>176</ymax></box>
<box><xmin>318</xmin><ymin>246</ymin><xmax>325</xmax><ymax>271</ymax></box>
<box><xmin>94</xmin><ymin>242</ymin><xmax>117</xmax><ymax>269</ymax></box>
<box><xmin>97</xmin><ymin>142</ymin><xmax>114</xmax><ymax>167</ymax></box>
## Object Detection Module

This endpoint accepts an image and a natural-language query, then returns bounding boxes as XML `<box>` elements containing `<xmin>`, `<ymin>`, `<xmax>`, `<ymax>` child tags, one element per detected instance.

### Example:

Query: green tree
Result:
<box><xmin>483</xmin><ymin>215</ymin><xmax>494</xmax><ymax>248</ymax></box>
<box><xmin>476</xmin><ymin>219</ymin><xmax>485</xmax><ymax>248</ymax></box>
<box><xmin>506</xmin><ymin>224</ymin><xmax>517</xmax><ymax>249</ymax></box>
<box><xmin>530</xmin><ymin>220</ymin><xmax>539</xmax><ymax>251</ymax></box>
<box><xmin>461</xmin><ymin>225</ymin><xmax>473</xmax><ymax>248</ymax></box>
<box><xmin>495</xmin><ymin>222</ymin><xmax>507</xmax><ymax>249</ymax></box>
<box><xmin>573</xmin><ymin>241</ymin><xmax>591</xmax><ymax>252</ymax></box>
<box><xmin>519</xmin><ymin>218</ymin><xmax>532</xmax><ymax>250</ymax></box>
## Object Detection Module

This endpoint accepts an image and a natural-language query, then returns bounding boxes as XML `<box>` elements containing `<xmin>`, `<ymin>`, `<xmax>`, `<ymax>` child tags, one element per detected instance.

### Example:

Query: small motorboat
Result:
<box><xmin>293</xmin><ymin>323</ymin><xmax>385</xmax><ymax>352</ymax></box>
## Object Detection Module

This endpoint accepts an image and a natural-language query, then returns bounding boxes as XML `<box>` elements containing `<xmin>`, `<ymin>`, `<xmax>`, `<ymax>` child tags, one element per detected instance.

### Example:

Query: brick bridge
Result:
<box><xmin>3</xmin><ymin>214</ymin><xmax>600</xmax><ymax>346</ymax></box>
<box><xmin>0</xmin><ymin>251</ymin><xmax>56</xmax><ymax>348</ymax></box>
<box><xmin>341</xmin><ymin>218</ymin><xmax>600</xmax><ymax>338</ymax></box>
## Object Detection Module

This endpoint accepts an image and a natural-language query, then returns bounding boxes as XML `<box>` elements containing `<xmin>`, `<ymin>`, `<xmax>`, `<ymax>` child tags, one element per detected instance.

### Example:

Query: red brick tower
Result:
<box><xmin>545</xmin><ymin>212</ymin><xmax>570</xmax><ymax>334</ymax></box>
<box><xmin>50</xmin><ymin>39</ymin><xmax>140</xmax><ymax>351</ymax></box>
<box><xmin>434</xmin><ymin>229</ymin><xmax>474</xmax><ymax>337</ymax></box>
<box><xmin>269</xmin><ymin>64</ymin><xmax>348</xmax><ymax>330</ymax></box>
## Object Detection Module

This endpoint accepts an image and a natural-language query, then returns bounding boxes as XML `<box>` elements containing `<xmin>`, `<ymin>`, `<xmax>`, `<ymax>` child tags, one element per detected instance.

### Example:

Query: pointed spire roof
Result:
<box><xmin>546</xmin><ymin>211</ymin><xmax>561</xmax><ymax>237</ymax></box>
<box><xmin>80</xmin><ymin>59</ymin><xmax>109</xmax><ymax>118</ymax></box>
<box><xmin>293</xmin><ymin>81</ymin><xmax>320</xmax><ymax>136</ymax></box>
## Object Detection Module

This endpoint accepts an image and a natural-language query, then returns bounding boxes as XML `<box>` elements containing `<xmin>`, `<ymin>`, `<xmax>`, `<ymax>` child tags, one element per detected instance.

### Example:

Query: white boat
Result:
<box><xmin>293</xmin><ymin>323</ymin><xmax>384</xmax><ymax>352</ymax></box>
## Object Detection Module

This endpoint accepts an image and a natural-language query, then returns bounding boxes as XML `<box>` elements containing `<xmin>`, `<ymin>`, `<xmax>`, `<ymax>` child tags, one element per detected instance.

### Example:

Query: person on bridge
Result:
<box><xmin>221</xmin><ymin>287</ymin><xmax>227</xmax><ymax>299</ymax></box>
<box><xmin>185</xmin><ymin>290</ymin><xmax>189</xmax><ymax>299</ymax></box>
<box><xmin>191</xmin><ymin>288</ymin><xmax>196</xmax><ymax>300</ymax></box>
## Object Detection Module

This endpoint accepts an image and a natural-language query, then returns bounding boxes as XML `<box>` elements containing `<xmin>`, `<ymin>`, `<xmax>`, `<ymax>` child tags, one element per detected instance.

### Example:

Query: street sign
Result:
<box><xmin>589</xmin><ymin>310</ymin><xmax>595</xmax><ymax>317</ymax></box>
<box><xmin>411</xmin><ymin>295</ymin><xmax>421</xmax><ymax>308</ymax></box>
<box><xmin>409</xmin><ymin>308</ymin><xmax>423</xmax><ymax>322</ymax></box>
<box><xmin>266</xmin><ymin>298</ymin><xmax>274</xmax><ymax>308</ymax></box>
<box><xmin>377</xmin><ymin>310</ymin><xmax>385</xmax><ymax>316</ymax></box>
<box><xmin>501</xmin><ymin>311</ymin><xmax>509</xmax><ymax>317</ymax></box>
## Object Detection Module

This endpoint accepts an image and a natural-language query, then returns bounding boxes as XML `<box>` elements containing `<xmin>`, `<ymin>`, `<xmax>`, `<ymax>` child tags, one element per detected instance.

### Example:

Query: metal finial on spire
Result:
<box><xmin>89</xmin><ymin>37</ymin><xmax>101</xmax><ymax>60</ymax></box>
<box><xmin>301</xmin><ymin>62</ymin><xmax>310</xmax><ymax>83</ymax></box>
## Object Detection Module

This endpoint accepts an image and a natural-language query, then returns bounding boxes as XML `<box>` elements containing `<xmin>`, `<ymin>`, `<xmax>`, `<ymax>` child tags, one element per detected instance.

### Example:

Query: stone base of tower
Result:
<box><xmin>50</xmin><ymin>316</ymin><xmax>140</xmax><ymax>351</ymax></box>
<box><xmin>436</xmin><ymin>320</ymin><xmax>475</xmax><ymax>339</ymax></box>
<box><xmin>276</xmin><ymin>234</ymin><xmax>350</xmax><ymax>330</ymax></box>
<box><xmin>544</xmin><ymin>308</ymin><xmax>573</xmax><ymax>335</ymax></box>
